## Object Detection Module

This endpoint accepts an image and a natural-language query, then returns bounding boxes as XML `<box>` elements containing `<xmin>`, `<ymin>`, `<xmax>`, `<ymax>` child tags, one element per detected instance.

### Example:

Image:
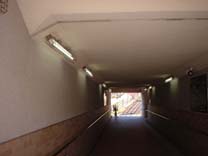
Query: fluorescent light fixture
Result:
<box><xmin>83</xmin><ymin>67</ymin><xmax>93</xmax><ymax>77</ymax></box>
<box><xmin>102</xmin><ymin>83</ymin><xmax>107</xmax><ymax>88</ymax></box>
<box><xmin>165</xmin><ymin>77</ymin><xmax>173</xmax><ymax>83</ymax></box>
<box><xmin>47</xmin><ymin>35</ymin><xmax>75</xmax><ymax>61</ymax></box>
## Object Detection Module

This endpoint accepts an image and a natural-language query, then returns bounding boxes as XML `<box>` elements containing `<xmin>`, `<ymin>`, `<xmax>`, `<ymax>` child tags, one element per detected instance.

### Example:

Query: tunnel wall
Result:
<box><xmin>146</xmin><ymin>73</ymin><xmax>208</xmax><ymax>156</ymax></box>
<box><xmin>0</xmin><ymin>106</ymin><xmax>111</xmax><ymax>156</ymax></box>
<box><xmin>0</xmin><ymin>0</ymin><xmax>111</xmax><ymax>155</ymax></box>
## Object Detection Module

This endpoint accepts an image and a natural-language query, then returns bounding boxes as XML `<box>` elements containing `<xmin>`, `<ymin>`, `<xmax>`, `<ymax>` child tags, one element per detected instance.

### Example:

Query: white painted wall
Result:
<box><xmin>0</xmin><ymin>0</ymin><xmax>101</xmax><ymax>143</ymax></box>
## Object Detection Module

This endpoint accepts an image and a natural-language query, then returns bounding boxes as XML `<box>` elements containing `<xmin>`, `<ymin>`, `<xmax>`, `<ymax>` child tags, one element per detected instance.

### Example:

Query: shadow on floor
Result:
<box><xmin>90</xmin><ymin>116</ymin><xmax>184</xmax><ymax>156</ymax></box>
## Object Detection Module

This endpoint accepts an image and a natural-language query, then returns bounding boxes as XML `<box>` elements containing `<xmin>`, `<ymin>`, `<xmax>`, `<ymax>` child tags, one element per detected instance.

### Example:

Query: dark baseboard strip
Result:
<box><xmin>53</xmin><ymin>110</ymin><xmax>111</xmax><ymax>156</ymax></box>
<box><xmin>146</xmin><ymin>109</ymin><xmax>208</xmax><ymax>137</ymax></box>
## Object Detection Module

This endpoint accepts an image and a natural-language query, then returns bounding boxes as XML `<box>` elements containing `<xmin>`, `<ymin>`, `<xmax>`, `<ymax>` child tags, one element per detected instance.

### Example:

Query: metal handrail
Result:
<box><xmin>146</xmin><ymin>109</ymin><xmax>208</xmax><ymax>137</ymax></box>
<box><xmin>52</xmin><ymin>110</ymin><xmax>110</xmax><ymax>156</ymax></box>
<box><xmin>146</xmin><ymin>110</ymin><xmax>170</xmax><ymax>120</ymax></box>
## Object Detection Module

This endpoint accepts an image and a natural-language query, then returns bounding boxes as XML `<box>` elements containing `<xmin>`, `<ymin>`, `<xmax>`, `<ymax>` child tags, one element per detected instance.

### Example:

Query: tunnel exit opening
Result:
<box><xmin>111</xmin><ymin>92</ymin><xmax>143</xmax><ymax>117</ymax></box>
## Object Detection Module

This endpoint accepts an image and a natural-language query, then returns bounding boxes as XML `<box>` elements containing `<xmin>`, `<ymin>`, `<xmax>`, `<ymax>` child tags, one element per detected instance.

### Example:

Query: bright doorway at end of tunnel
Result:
<box><xmin>111</xmin><ymin>92</ymin><xmax>143</xmax><ymax>117</ymax></box>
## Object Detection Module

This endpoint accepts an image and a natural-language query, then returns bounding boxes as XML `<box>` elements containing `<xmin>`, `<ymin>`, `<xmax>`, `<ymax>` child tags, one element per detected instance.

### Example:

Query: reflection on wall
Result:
<box><xmin>190</xmin><ymin>74</ymin><xmax>208</xmax><ymax>112</ymax></box>
<box><xmin>170</xmin><ymin>78</ymin><xmax>179</xmax><ymax>94</ymax></box>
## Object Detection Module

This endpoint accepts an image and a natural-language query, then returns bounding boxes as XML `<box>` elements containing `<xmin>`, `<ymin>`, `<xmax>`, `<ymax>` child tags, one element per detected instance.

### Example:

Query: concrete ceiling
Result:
<box><xmin>17</xmin><ymin>0</ymin><xmax>208</xmax><ymax>35</ymax></box>
<box><xmin>17</xmin><ymin>0</ymin><xmax>208</xmax><ymax>83</ymax></box>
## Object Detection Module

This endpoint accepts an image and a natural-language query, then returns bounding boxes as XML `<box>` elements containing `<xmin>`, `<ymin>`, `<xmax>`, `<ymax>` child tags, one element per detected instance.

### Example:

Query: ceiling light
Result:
<box><xmin>102</xmin><ymin>83</ymin><xmax>107</xmax><ymax>88</ymax></box>
<box><xmin>83</xmin><ymin>67</ymin><xmax>93</xmax><ymax>77</ymax></box>
<box><xmin>46</xmin><ymin>35</ymin><xmax>75</xmax><ymax>61</ymax></box>
<box><xmin>165</xmin><ymin>77</ymin><xmax>173</xmax><ymax>83</ymax></box>
<box><xmin>149</xmin><ymin>86</ymin><xmax>152</xmax><ymax>90</ymax></box>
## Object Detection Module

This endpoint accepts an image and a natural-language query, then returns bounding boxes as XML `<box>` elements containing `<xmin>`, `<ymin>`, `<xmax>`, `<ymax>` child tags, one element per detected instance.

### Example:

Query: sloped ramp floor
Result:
<box><xmin>91</xmin><ymin>116</ymin><xmax>184</xmax><ymax>156</ymax></box>
<box><xmin>120</xmin><ymin>100</ymin><xmax>142</xmax><ymax>115</ymax></box>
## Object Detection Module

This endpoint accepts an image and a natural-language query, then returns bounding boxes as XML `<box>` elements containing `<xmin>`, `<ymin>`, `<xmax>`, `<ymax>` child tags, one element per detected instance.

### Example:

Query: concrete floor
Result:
<box><xmin>91</xmin><ymin>116</ymin><xmax>184</xmax><ymax>156</ymax></box>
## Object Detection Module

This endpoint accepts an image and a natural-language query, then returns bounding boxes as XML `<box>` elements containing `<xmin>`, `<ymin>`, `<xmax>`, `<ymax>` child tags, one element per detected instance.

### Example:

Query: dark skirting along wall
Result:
<box><xmin>146</xmin><ymin>73</ymin><xmax>208</xmax><ymax>156</ymax></box>
<box><xmin>146</xmin><ymin>109</ymin><xmax>208</xmax><ymax>156</ymax></box>
<box><xmin>0</xmin><ymin>105</ymin><xmax>111</xmax><ymax>156</ymax></box>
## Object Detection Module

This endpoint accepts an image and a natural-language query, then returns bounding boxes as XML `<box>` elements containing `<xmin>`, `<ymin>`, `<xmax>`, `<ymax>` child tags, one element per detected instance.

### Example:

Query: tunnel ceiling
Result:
<box><xmin>17</xmin><ymin>0</ymin><xmax>208</xmax><ymax>83</ymax></box>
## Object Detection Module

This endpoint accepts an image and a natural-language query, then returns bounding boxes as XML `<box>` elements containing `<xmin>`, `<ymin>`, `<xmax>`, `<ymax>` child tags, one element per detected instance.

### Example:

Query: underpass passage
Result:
<box><xmin>111</xmin><ymin>93</ymin><xmax>143</xmax><ymax>116</ymax></box>
<box><xmin>91</xmin><ymin>117</ymin><xmax>184</xmax><ymax>156</ymax></box>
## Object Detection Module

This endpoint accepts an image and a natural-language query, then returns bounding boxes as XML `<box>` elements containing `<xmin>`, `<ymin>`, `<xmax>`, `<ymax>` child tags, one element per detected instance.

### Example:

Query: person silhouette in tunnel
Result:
<box><xmin>113</xmin><ymin>104</ymin><xmax>118</xmax><ymax>117</ymax></box>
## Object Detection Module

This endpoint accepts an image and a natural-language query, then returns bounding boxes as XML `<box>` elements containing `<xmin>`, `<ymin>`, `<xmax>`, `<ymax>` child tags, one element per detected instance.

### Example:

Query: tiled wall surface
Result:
<box><xmin>146</xmin><ymin>106</ymin><xmax>208</xmax><ymax>156</ymax></box>
<box><xmin>0</xmin><ymin>106</ymin><xmax>111</xmax><ymax>156</ymax></box>
<box><xmin>147</xmin><ymin>105</ymin><xmax>208</xmax><ymax>134</ymax></box>
<box><xmin>146</xmin><ymin>73</ymin><xmax>208</xmax><ymax>156</ymax></box>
